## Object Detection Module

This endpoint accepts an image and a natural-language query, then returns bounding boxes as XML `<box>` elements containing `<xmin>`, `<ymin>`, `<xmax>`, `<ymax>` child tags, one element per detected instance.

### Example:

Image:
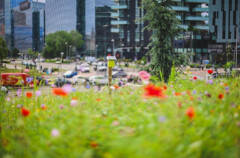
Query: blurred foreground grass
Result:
<box><xmin>0</xmin><ymin>77</ymin><xmax>240</xmax><ymax>158</ymax></box>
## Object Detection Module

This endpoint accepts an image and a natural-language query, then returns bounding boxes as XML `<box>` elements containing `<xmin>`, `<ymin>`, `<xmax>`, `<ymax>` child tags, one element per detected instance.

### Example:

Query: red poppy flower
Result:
<box><xmin>218</xmin><ymin>93</ymin><xmax>224</xmax><ymax>100</ymax></box>
<box><xmin>193</xmin><ymin>76</ymin><xmax>198</xmax><ymax>80</ymax></box>
<box><xmin>21</xmin><ymin>107</ymin><xmax>30</xmax><ymax>117</ymax></box>
<box><xmin>96</xmin><ymin>98</ymin><xmax>101</xmax><ymax>102</ymax></box>
<box><xmin>175</xmin><ymin>92</ymin><xmax>182</xmax><ymax>96</ymax></box>
<box><xmin>72</xmin><ymin>97</ymin><xmax>78</xmax><ymax>100</ymax></box>
<box><xmin>114</xmin><ymin>85</ymin><xmax>120</xmax><ymax>89</ymax></box>
<box><xmin>207</xmin><ymin>69</ymin><xmax>213</xmax><ymax>74</ymax></box>
<box><xmin>186</xmin><ymin>90</ymin><xmax>191</xmax><ymax>96</ymax></box>
<box><xmin>90</xmin><ymin>141</ymin><xmax>98</xmax><ymax>148</ymax></box>
<box><xmin>144</xmin><ymin>84</ymin><xmax>166</xmax><ymax>98</ymax></box>
<box><xmin>163</xmin><ymin>85</ymin><xmax>167</xmax><ymax>90</ymax></box>
<box><xmin>189</xmin><ymin>96</ymin><xmax>194</xmax><ymax>101</ymax></box>
<box><xmin>178</xmin><ymin>102</ymin><xmax>182</xmax><ymax>108</ymax></box>
<box><xmin>41</xmin><ymin>105</ymin><xmax>47</xmax><ymax>110</ymax></box>
<box><xmin>52</xmin><ymin>88</ymin><xmax>68</xmax><ymax>96</ymax></box>
<box><xmin>186</xmin><ymin>107</ymin><xmax>195</xmax><ymax>119</ymax></box>
<box><xmin>26</xmin><ymin>92</ymin><xmax>33</xmax><ymax>98</ymax></box>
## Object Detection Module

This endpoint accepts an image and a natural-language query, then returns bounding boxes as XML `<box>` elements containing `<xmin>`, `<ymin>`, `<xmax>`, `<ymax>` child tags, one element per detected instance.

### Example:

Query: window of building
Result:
<box><xmin>213</xmin><ymin>0</ymin><xmax>216</xmax><ymax>5</ymax></box>
<box><xmin>229</xmin><ymin>0</ymin><xmax>232</xmax><ymax>10</ymax></box>
<box><xmin>213</xmin><ymin>12</ymin><xmax>216</xmax><ymax>25</ymax></box>
<box><xmin>228</xmin><ymin>4</ymin><xmax>231</xmax><ymax>39</ymax></box>
<box><xmin>223</xmin><ymin>11</ymin><xmax>226</xmax><ymax>25</ymax></box>
<box><xmin>234</xmin><ymin>27</ymin><xmax>237</xmax><ymax>39</ymax></box>
<box><xmin>236</xmin><ymin>0</ymin><xmax>238</xmax><ymax>10</ymax></box>
<box><xmin>223</xmin><ymin>26</ymin><xmax>225</xmax><ymax>39</ymax></box>
<box><xmin>221</xmin><ymin>0</ymin><xmax>225</xmax><ymax>10</ymax></box>
<box><xmin>233</xmin><ymin>11</ymin><xmax>236</xmax><ymax>25</ymax></box>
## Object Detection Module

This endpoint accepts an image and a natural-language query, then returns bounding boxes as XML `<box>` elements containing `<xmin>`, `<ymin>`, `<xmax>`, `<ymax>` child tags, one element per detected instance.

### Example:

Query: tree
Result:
<box><xmin>225</xmin><ymin>44</ymin><xmax>233</xmax><ymax>63</ymax></box>
<box><xmin>28</xmin><ymin>48</ymin><xmax>38</xmax><ymax>60</ymax></box>
<box><xmin>143</xmin><ymin>0</ymin><xmax>181</xmax><ymax>82</ymax></box>
<box><xmin>0</xmin><ymin>37</ymin><xmax>8</xmax><ymax>65</ymax></box>
<box><xmin>43</xmin><ymin>31</ymin><xmax>84</xmax><ymax>59</ymax></box>
<box><xmin>12</xmin><ymin>48</ymin><xmax>20</xmax><ymax>58</ymax></box>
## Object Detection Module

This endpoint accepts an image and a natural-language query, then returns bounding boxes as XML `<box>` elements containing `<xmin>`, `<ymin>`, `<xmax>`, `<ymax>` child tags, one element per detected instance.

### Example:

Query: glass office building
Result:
<box><xmin>111</xmin><ymin>0</ymin><xmax>150</xmax><ymax>59</ymax></box>
<box><xmin>209</xmin><ymin>0</ymin><xmax>240</xmax><ymax>43</ymax></box>
<box><xmin>46</xmin><ymin>0</ymin><xmax>113</xmax><ymax>56</ymax></box>
<box><xmin>208</xmin><ymin>0</ymin><xmax>240</xmax><ymax>64</ymax></box>
<box><xmin>0</xmin><ymin>0</ymin><xmax>4</xmax><ymax>37</ymax></box>
<box><xmin>171</xmin><ymin>0</ymin><xmax>210</xmax><ymax>62</ymax></box>
<box><xmin>46</xmin><ymin>0</ymin><xmax>95</xmax><ymax>54</ymax></box>
<box><xmin>2</xmin><ymin>0</ymin><xmax>45</xmax><ymax>52</ymax></box>
<box><xmin>45</xmin><ymin>0</ymin><xmax>76</xmax><ymax>34</ymax></box>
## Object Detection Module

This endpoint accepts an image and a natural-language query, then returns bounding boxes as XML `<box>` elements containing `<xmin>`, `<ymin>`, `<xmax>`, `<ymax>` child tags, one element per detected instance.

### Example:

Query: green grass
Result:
<box><xmin>1</xmin><ymin>77</ymin><xmax>240</xmax><ymax>158</ymax></box>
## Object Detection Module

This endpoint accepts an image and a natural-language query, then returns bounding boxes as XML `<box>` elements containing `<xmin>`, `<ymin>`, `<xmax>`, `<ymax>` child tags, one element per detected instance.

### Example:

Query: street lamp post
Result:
<box><xmin>121</xmin><ymin>43</ymin><xmax>124</xmax><ymax>59</ymax></box>
<box><xmin>38</xmin><ymin>53</ymin><xmax>41</xmax><ymax>71</ymax></box>
<box><xmin>111</xmin><ymin>39</ymin><xmax>115</xmax><ymax>57</ymax></box>
<box><xmin>60</xmin><ymin>52</ymin><xmax>64</xmax><ymax>76</ymax></box>
<box><xmin>103</xmin><ymin>25</ymin><xmax>109</xmax><ymax>59</ymax></box>
<box><xmin>65</xmin><ymin>42</ymin><xmax>68</xmax><ymax>59</ymax></box>
<box><xmin>69</xmin><ymin>45</ymin><xmax>72</xmax><ymax>59</ymax></box>
<box><xmin>235</xmin><ymin>26</ymin><xmax>238</xmax><ymax>68</ymax></box>
<box><xmin>96</xmin><ymin>44</ymin><xmax>98</xmax><ymax>58</ymax></box>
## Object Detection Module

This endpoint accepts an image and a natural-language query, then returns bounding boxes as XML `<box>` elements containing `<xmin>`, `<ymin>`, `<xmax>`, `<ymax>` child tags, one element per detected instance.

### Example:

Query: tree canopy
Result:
<box><xmin>43</xmin><ymin>31</ymin><xmax>84</xmax><ymax>59</ymax></box>
<box><xmin>0</xmin><ymin>37</ymin><xmax>9</xmax><ymax>64</ymax></box>
<box><xmin>12</xmin><ymin>48</ymin><xmax>20</xmax><ymax>58</ymax></box>
<box><xmin>143</xmin><ymin>0</ymin><xmax>181</xmax><ymax>82</ymax></box>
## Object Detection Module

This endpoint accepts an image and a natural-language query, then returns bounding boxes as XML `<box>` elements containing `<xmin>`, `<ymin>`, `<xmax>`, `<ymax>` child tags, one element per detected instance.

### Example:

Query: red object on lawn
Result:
<box><xmin>208</xmin><ymin>69</ymin><xmax>213</xmax><ymax>74</ymax></box>
<box><xmin>1</xmin><ymin>73</ymin><xmax>30</xmax><ymax>86</ymax></box>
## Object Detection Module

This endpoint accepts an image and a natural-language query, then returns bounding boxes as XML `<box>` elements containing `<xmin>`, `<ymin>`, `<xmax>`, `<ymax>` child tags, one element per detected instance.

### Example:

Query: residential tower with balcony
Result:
<box><xmin>172</xmin><ymin>0</ymin><xmax>210</xmax><ymax>63</ymax></box>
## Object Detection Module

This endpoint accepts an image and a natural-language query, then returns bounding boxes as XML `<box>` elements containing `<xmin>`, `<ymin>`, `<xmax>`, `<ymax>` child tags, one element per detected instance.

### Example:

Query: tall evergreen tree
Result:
<box><xmin>143</xmin><ymin>0</ymin><xmax>181</xmax><ymax>82</ymax></box>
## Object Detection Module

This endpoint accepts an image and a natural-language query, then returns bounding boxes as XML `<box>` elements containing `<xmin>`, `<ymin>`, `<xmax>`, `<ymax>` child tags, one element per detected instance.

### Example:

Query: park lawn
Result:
<box><xmin>0</xmin><ymin>77</ymin><xmax>240</xmax><ymax>158</ymax></box>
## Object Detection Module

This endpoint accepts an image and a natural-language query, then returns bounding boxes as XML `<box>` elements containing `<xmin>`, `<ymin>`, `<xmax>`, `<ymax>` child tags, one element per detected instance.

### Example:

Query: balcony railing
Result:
<box><xmin>176</xmin><ymin>15</ymin><xmax>182</xmax><ymax>20</ymax></box>
<box><xmin>111</xmin><ymin>5</ymin><xmax>128</xmax><ymax>10</ymax></box>
<box><xmin>171</xmin><ymin>6</ymin><xmax>189</xmax><ymax>12</ymax></box>
<box><xmin>185</xmin><ymin>0</ymin><xmax>209</xmax><ymax>3</ymax></box>
<box><xmin>192</xmin><ymin>7</ymin><xmax>208</xmax><ymax>12</ymax></box>
<box><xmin>111</xmin><ymin>12</ymin><xmax>119</xmax><ymax>17</ymax></box>
<box><xmin>179</xmin><ymin>24</ymin><xmax>189</xmax><ymax>30</ymax></box>
<box><xmin>111</xmin><ymin>28</ymin><xmax>120</xmax><ymax>33</ymax></box>
<box><xmin>194</xmin><ymin>25</ymin><xmax>209</xmax><ymax>30</ymax></box>
<box><xmin>111</xmin><ymin>20</ymin><xmax>128</xmax><ymax>25</ymax></box>
<box><xmin>185</xmin><ymin>16</ymin><xmax>209</xmax><ymax>21</ymax></box>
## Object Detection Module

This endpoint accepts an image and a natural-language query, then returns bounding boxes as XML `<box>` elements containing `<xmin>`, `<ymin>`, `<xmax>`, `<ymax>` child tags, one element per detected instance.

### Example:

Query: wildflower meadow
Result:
<box><xmin>1</xmin><ymin>72</ymin><xmax>240</xmax><ymax>158</ymax></box>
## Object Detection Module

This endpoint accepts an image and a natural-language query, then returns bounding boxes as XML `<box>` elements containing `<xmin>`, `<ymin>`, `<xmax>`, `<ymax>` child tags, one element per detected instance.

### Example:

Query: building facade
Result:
<box><xmin>209</xmin><ymin>0</ymin><xmax>240</xmax><ymax>43</ymax></box>
<box><xmin>46</xmin><ymin>0</ymin><xmax>95</xmax><ymax>55</ymax></box>
<box><xmin>172</xmin><ymin>0</ymin><xmax>210</xmax><ymax>63</ymax></box>
<box><xmin>46</xmin><ymin>0</ymin><xmax>113</xmax><ymax>57</ymax></box>
<box><xmin>209</xmin><ymin>0</ymin><xmax>240</xmax><ymax>64</ymax></box>
<box><xmin>95</xmin><ymin>3</ymin><xmax>112</xmax><ymax>57</ymax></box>
<box><xmin>0</xmin><ymin>0</ymin><xmax>4</xmax><ymax>37</ymax></box>
<box><xmin>1</xmin><ymin>0</ymin><xmax>45</xmax><ymax>52</ymax></box>
<box><xmin>45</xmin><ymin>0</ymin><xmax>76</xmax><ymax>34</ymax></box>
<box><xmin>111</xmin><ymin>0</ymin><xmax>150</xmax><ymax>59</ymax></box>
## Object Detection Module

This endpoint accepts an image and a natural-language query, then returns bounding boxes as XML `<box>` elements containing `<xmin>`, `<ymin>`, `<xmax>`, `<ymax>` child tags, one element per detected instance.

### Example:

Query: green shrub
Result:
<box><xmin>206</xmin><ymin>64</ymin><xmax>212</xmax><ymax>68</ymax></box>
<box><xmin>52</xmin><ymin>68</ymin><xmax>59</xmax><ymax>72</ymax></box>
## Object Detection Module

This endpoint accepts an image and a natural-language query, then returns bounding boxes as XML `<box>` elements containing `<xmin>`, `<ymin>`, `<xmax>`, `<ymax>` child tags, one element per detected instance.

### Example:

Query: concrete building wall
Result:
<box><xmin>209</xmin><ymin>0</ymin><xmax>240</xmax><ymax>43</ymax></box>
